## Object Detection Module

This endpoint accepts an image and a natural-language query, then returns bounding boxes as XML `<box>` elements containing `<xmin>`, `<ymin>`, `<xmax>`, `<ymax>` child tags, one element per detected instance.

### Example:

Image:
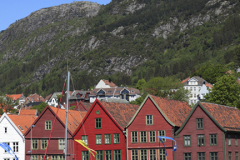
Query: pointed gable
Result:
<box><xmin>127</xmin><ymin>95</ymin><xmax>191</xmax><ymax>128</ymax></box>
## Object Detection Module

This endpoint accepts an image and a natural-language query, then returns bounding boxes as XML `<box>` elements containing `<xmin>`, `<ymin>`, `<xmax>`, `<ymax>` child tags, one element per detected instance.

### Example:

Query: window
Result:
<box><xmin>45</xmin><ymin>121</ymin><xmax>52</xmax><ymax>130</ymax></box>
<box><xmin>194</xmin><ymin>87</ymin><xmax>196</xmax><ymax>91</ymax></box>
<box><xmin>197</xmin><ymin>152</ymin><xmax>205</xmax><ymax>160</ymax></box>
<box><xmin>146</xmin><ymin>115</ymin><xmax>153</xmax><ymax>125</ymax></box>
<box><xmin>4</xmin><ymin>142</ymin><xmax>10</xmax><ymax>153</ymax></box>
<box><xmin>140</xmin><ymin>131</ymin><xmax>147</xmax><ymax>143</ymax></box>
<box><xmin>31</xmin><ymin>155</ymin><xmax>38</xmax><ymax>160</ymax></box>
<box><xmin>197</xmin><ymin>135</ymin><xmax>205</xmax><ymax>146</ymax></box>
<box><xmin>159</xmin><ymin>149</ymin><xmax>166</xmax><ymax>160</ymax></box>
<box><xmin>59</xmin><ymin>139</ymin><xmax>65</xmax><ymax>150</ymax></box>
<box><xmin>159</xmin><ymin>130</ymin><xmax>166</xmax><ymax>142</ymax></box>
<box><xmin>141</xmin><ymin>150</ymin><xmax>147</xmax><ymax>160</ymax></box>
<box><xmin>149</xmin><ymin>149</ymin><xmax>156</xmax><ymax>160</ymax></box>
<box><xmin>236</xmin><ymin>152</ymin><xmax>239</xmax><ymax>160</ymax></box>
<box><xmin>196</xmin><ymin>118</ymin><xmax>203</xmax><ymax>129</ymax></box>
<box><xmin>82</xmin><ymin>151</ymin><xmax>89</xmax><ymax>160</ymax></box>
<box><xmin>32</xmin><ymin>139</ymin><xmax>38</xmax><ymax>150</ymax></box>
<box><xmin>132</xmin><ymin>150</ymin><xmax>138</xmax><ymax>160</ymax></box>
<box><xmin>95</xmin><ymin>118</ymin><xmax>102</xmax><ymax>129</ymax></box>
<box><xmin>229</xmin><ymin>152</ymin><xmax>232</xmax><ymax>160</ymax></box>
<box><xmin>184</xmin><ymin>135</ymin><xmax>191</xmax><ymax>146</ymax></box>
<box><xmin>184</xmin><ymin>153</ymin><xmax>192</xmax><ymax>160</ymax></box>
<box><xmin>4</xmin><ymin>159</ymin><xmax>10</xmax><ymax>160</ymax></box>
<box><xmin>51</xmin><ymin>155</ymin><xmax>58</xmax><ymax>160</ymax></box>
<box><xmin>210</xmin><ymin>152</ymin><xmax>218</xmax><ymax>160</ymax></box>
<box><xmin>149</xmin><ymin>131</ymin><xmax>156</xmax><ymax>143</ymax></box>
<box><xmin>82</xmin><ymin>135</ymin><xmax>88</xmax><ymax>145</ymax></box>
<box><xmin>59</xmin><ymin>155</ymin><xmax>64</xmax><ymax>160</ymax></box>
<box><xmin>4</xmin><ymin>127</ymin><xmax>7</xmax><ymax>133</ymax></box>
<box><xmin>113</xmin><ymin>134</ymin><xmax>120</xmax><ymax>144</ymax></box>
<box><xmin>210</xmin><ymin>134</ymin><xmax>217</xmax><ymax>145</ymax></box>
<box><xmin>190</xmin><ymin>87</ymin><xmax>192</xmax><ymax>91</ymax></box>
<box><xmin>41</xmin><ymin>139</ymin><xmax>48</xmax><ymax>149</ymax></box>
<box><xmin>96</xmin><ymin>134</ymin><xmax>102</xmax><ymax>144</ymax></box>
<box><xmin>96</xmin><ymin>150</ymin><xmax>103</xmax><ymax>160</ymax></box>
<box><xmin>105</xmin><ymin>150</ymin><xmax>112</xmax><ymax>160</ymax></box>
<box><xmin>235</xmin><ymin>135</ymin><xmax>238</xmax><ymax>146</ymax></box>
<box><xmin>114</xmin><ymin>150</ymin><xmax>121</xmax><ymax>160</ymax></box>
<box><xmin>228</xmin><ymin>135</ymin><xmax>231</xmax><ymax>146</ymax></box>
<box><xmin>13</xmin><ymin>142</ymin><xmax>18</xmax><ymax>152</ymax></box>
<box><xmin>131</xmin><ymin>131</ymin><xmax>138</xmax><ymax>143</ymax></box>
<box><xmin>104</xmin><ymin>134</ymin><xmax>111</xmax><ymax>144</ymax></box>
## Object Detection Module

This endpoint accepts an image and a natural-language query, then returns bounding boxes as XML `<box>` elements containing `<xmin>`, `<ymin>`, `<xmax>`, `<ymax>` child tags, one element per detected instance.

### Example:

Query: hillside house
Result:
<box><xmin>95</xmin><ymin>79</ymin><xmax>117</xmax><ymax>88</ymax></box>
<box><xmin>0</xmin><ymin>113</ymin><xmax>37</xmax><ymax>160</ymax></box>
<box><xmin>175</xmin><ymin>102</ymin><xmax>240</xmax><ymax>160</ymax></box>
<box><xmin>126</xmin><ymin>95</ymin><xmax>191</xmax><ymax>160</ymax></box>
<box><xmin>6</xmin><ymin>93</ymin><xmax>25</xmax><ymax>105</ymax></box>
<box><xmin>73</xmin><ymin>99</ymin><xmax>139</xmax><ymax>160</ymax></box>
<box><xmin>89</xmin><ymin>87</ymin><xmax>140</xmax><ymax>103</ymax></box>
<box><xmin>182</xmin><ymin>76</ymin><xmax>213</xmax><ymax>105</ymax></box>
<box><xmin>24</xmin><ymin>106</ymin><xmax>87</xmax><ymax>160</ymax></box>
<box><xmin>69</xmin><ymin>90</ymin><xmax>90</xmax><ymax>107</ymax></box>
<box><xmin>25</xmin><ymin>93</ymin><xmax>45</xmax><ymax>104</ymax></box>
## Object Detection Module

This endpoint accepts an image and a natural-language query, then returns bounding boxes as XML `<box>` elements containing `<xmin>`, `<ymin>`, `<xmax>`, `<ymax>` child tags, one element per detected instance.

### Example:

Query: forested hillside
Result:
<box><xmin>0</xmin><ymin>0</ymin><xmax>240</xmax><ymax>97</ymax></box>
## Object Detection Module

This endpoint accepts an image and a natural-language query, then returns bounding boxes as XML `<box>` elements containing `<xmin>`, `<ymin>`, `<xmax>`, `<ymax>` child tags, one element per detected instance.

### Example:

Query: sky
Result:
<box><xmin>0</xmin><ymin>0</ymin><xmax>112</xmax><ymax>31</ymax></box>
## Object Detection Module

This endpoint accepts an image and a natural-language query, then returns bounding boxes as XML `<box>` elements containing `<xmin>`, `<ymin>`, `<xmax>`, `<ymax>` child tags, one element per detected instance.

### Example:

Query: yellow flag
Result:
<box><xmin>75</xmin><ymin>140</ymin><xmax>97</xmax><ymax>157</ymax></box>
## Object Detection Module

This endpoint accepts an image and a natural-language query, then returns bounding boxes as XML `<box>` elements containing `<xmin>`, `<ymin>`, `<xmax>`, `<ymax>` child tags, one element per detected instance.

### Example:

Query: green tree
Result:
<box><xmin>143</xmin><ymin>77</ymin><xmax>182</xmax><ymax>97</ymax></box>
<box><xmin>0</xmin><ymin>96</ymin><xmax>16</xmax><ymax>113</ymax></box>
<box><xmin>136</xmin><ymin>79</ymin><xmax>146</xmax><ymax>92</ymax></box>
<box><xmin>205</xmin><ymin>75</ymin><xmax>240</xmax><ymax>107</ymax></box>
<box><xmin>31</xmin><ymin>102</ymin><xmax>48</xmax><ymax>114</ymax></box>
<box><xmin>192</xmin><ymin>64</ymin><xmax>228</xmax><ymax>84</ymax></box>
<box><xmin>169</xmin><ymin>87</ymin><xmax>190</xmax><ymax>102</ymax></box>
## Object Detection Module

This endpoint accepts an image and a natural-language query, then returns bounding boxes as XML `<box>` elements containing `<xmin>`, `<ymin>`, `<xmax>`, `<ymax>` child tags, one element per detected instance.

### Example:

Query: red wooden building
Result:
<box><xmin>126</xmin><ymin>94</ymin><xmax>191</xmax><ymax>160</ymax></box>
<box><xmin>175</xmin><ymin>102</ymin><xmax>240</xmax><ymax>160</ymax></box>
<box><xmin>24</xmin><ymin>106</ymin><xmax>87</xmax><ymax>160</ymax></box>
<box><xmin>73</xmin><ymin>99</ymin><xmax>139</xmax><ymax>160</ymax></box>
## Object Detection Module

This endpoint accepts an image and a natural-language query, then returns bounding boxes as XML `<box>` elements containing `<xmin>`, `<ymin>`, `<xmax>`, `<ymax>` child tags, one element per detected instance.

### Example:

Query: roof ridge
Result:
<box><xmin>201</xmin><ymin>102</ymin><xmax>237</xmax><ymax>109</ymax></box>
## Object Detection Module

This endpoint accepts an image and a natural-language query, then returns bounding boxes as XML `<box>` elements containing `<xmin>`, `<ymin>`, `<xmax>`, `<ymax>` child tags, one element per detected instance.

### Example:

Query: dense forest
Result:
<box><xmin>0</xmin><ymin>0</ymin><xmax>240</xmax><ymax>97</ymax></box>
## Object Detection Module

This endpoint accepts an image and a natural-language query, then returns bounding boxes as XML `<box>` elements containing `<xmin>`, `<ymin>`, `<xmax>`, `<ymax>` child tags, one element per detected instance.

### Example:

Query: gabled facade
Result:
<box><xmin>95</xmin><ymin>79</ymin><xmax>117</xmax><ymax>88</ymax></box>
<box><xmin>69</xmin><ymin>90</ymin><xmax>90</xmax><ymax>107</ymax></box>
<box><xmin>24</xmin><ymin>106</ymin><xmax>86</xmax><ymax>160</ymax></box>
<box><xmin>73</xmin><ymin>101</ymin><xmax>91</xmax><ymax>112</ymax></box>
<box><xmin>175</xmin><ymin>102</ymin><xmax>240</xmax><ymax>160</ymax></box>
<box><xmin>0</xmin><ymin>113</ymin><xmax>37</xmax><ymax>160</ymax></box>
<box><xmin>73</xmin><ymin>99</ymin><xmax>139</xmax><ymax>160</ymax></box>
<box><xmin>89</xmin><ymin>87</ymin><xmax>140</xmax><ymax>103</ymax></box>
<box><xmin>126</xmin><ymin>95</ymin><xmax>191</xmax><ymax>160</ymax></box>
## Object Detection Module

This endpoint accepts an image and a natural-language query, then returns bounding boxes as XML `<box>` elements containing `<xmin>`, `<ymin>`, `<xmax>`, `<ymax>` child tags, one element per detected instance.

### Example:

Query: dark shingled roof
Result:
<box><xmin>201</xmin><ymin>102</ymin><xmax>240</xmax><ymax>132</ymax></box>
<box><xmin>151</xmin><ymin>95</ymin><xmax>192</xmax><ymax>127</ymax></box>
<box><xmin>100</xmin><ymin>101</ymin><xmax>139</xmax><ymax>128</ymax></box>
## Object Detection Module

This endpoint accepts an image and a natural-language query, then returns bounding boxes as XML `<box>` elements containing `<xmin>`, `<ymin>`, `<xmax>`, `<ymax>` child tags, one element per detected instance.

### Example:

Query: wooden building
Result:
<box><xmin>73</xmin><ymin>99</ymin><xmax>139</xmax><ymax>160</ymax></box>
<box><xmin>175</xmin><ymin>102</ymin><xmax>240</xmax><ymax>160</ymax></box>
<box><xmin>24</xmin><ymin>106</ymin><xmax>87</xmax><ymax>160</ymax></box>
<box><xmin>126</xmin><ymin>94</ymin><xmax>191</xmax><ymax>160</ymax></box>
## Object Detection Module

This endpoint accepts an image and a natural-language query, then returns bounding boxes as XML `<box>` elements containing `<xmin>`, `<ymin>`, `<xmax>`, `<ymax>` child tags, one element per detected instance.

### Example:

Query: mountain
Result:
<box><xmin>0</xmin><ymin>0</ymin><xmax>240</xmax><ymax>96</ymax></box>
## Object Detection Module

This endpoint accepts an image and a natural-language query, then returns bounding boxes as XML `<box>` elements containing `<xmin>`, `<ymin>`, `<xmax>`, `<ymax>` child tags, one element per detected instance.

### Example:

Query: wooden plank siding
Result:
<box><xmin>24</xmin><ymin>107</ymin><xmax>75</xmax><ymax>160</ymax></box>
<box><xmin>74</xmin><ymin>100</ymin><xmax>127</xmax><ymax>160</ymax></box>
<box><xmin>175</xmin><ymin>106</ymin><xmax>224</xmax><ymax>160</ymax></box>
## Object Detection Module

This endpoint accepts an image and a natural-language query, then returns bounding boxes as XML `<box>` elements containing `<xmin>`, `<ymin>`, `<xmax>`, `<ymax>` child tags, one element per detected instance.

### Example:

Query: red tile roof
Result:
<box><xmin>6</xmin><ymin>94</ymin><xmax>23</xmax><ymax>100</ymax></box>
<box><xmin>181</xmin><ymin>77</ymin><xmax>190</xmax><ymax>83</ymax></box>
<box><xmin>201</xmin><ymin>102</ymin><xmax>240</xmax><ymax>131</ymax></box>
<box><xmin>102</xmin><ymin>79</ymin><xmax>117</xmax><ymax>87</ymax></box>
<box><xmin>151</xmin><ymin>95</ymin><xmax>192</xmax><ymax>127</ymax></box>
<box><xmin>50</xmin><ymin>106</ymin><xmax>87</xmax><ymax>133</ymax></box>
<box><xmin>26</xmin><ymin>93</ymin><xmax>45</xmax><ymax>102</ymax></box>
<box><xmin>8</xmin><ymin>115</ymin><xmax>37</xmax><ymax>134</ymax></box>
<box><xmin>100</xmin><ymin>101</ymin><xmax>139</xmax><ymax>128</ymax></box>
<box><xmin>205</xmin><ymin>83</ymin><xmax>213</xmax><ymax>88</ymax></box>
<box><xmin>19</xmin><ymin>109</ymin><xmax>37</xmax><ymax>116</ymax></box>
<box><xmin>45</xmin><ymin>94</ymin><xmax>52</xmax><ymax>101</ymax></box>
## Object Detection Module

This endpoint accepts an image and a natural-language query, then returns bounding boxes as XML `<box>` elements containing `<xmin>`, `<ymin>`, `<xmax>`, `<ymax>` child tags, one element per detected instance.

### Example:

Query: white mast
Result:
<box><xmin>65</xmin><ymin>71</ymin><xmax>70</xmax><ymax>160</ymax></box>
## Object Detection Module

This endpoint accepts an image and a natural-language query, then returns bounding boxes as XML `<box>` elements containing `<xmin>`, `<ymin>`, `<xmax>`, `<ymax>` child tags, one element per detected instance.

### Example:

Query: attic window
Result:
<box><xmin>18</xmin><ymin>125</ymin><xmax>23</xmax><ymax>131</ymax></box>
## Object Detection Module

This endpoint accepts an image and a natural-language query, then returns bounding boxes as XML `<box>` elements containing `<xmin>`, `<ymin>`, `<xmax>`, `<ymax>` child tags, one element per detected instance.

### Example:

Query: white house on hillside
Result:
<box><xmin>89</xmin><ymin>87</ymin><xmax>140</xmax><ymax>103</ymax></box>
<box><xmin>95</xmin><ymin>79</ymin><xmax>117</xmax><ymax>88</ymax></box>
<box><xmin>182</xmin><ymin>76</ymin><xmax>213</xmax><ymax>105</ymax></box>
<box><xmin>0</xmin><ymin>113</ymin><xmax>37</xmax><ymax>160</ymax></box>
